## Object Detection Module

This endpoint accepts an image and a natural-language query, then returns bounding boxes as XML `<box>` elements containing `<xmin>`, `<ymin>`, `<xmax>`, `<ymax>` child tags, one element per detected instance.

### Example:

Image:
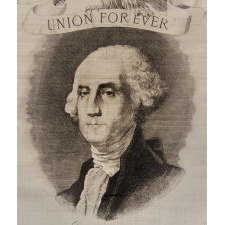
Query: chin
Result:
<box><xmin>84</xmin><ymin>135</ymin><xmax>107</xmax><ymax>145</ymax></box>
<box><xmin>80</xmin><ymin>124</ymin><xmax>109</xmax><ymax>144</ymax></box>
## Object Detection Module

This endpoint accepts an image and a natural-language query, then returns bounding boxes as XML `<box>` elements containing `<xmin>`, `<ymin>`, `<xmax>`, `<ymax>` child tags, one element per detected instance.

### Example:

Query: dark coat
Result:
<box><xmin>57</xmin><ymin>127</ymin><xmax>184</xmax><ymax>220</ymax></box>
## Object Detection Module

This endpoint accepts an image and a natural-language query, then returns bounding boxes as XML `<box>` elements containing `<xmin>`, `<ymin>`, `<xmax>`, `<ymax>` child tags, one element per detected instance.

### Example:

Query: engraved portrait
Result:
<box><xmin>56</xmin><ymin>44</ymin><xmax>184</xmax><ymax>219</ymax></box>
<box><xmin>18</xmin><ymin>0</ymin><xmax>206</xmax><ymax>224</ymax></box>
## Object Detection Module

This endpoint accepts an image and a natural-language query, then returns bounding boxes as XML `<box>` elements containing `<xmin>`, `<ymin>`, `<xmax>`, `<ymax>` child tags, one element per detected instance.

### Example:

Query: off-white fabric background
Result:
<box><xmin>18</xmin><ymin>3</ymin><xmax>206</xmax><ymax>225</ymax></box>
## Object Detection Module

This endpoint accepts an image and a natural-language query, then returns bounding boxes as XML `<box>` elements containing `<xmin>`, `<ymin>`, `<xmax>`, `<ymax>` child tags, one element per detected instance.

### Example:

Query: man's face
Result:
<box><xmin>75</xmin><ymin>57</ymin><xmax>135</xmax><ymax>146</ymax></box>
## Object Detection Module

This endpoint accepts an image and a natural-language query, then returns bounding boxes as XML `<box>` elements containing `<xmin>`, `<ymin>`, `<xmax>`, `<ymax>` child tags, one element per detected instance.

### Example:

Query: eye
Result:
<box><xmin>78</xmin><ymin>88</ymin><xmax>89</xmax><ymax>97</ymax></box>
<box><xmin>100</xmin><ymin>89</ymin><xmax>115</xmax><ymax>97</ymax></box>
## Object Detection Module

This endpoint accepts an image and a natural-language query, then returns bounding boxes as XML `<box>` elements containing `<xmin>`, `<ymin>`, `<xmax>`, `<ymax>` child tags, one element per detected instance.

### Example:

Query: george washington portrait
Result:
<box><xmin>55</xmin><ymin>44</ymin><xmax>184</xmax><ymax>220</ymax></box>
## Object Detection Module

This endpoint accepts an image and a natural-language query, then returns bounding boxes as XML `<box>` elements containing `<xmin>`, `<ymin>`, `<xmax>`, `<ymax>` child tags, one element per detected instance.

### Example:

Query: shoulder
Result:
<box><xmin>121</xmin><ymin>139</ymin><xmax>184</xmax><ymax>212</ymax></box>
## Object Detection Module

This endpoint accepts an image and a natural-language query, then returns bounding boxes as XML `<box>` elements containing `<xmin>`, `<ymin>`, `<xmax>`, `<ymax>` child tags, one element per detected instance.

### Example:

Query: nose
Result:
<box><xmin>87</xmin><ymin>94</ymin><xmax>102</xmax><ymax>117</ymax></box>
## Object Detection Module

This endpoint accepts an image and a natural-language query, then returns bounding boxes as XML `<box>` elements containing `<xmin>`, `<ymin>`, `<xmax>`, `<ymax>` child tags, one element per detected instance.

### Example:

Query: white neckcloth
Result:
<box><xmin>76</xmin><ymin>125</ymin><xmax>136</xmax><ymax>218</ymax></box>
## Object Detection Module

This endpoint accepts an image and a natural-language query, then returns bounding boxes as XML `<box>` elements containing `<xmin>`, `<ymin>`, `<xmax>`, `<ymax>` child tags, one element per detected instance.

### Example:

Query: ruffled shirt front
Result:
<box><xmin>76</xmin><ymin>125</ymin><xmax>136</xmax><ymax>218</ymax></box>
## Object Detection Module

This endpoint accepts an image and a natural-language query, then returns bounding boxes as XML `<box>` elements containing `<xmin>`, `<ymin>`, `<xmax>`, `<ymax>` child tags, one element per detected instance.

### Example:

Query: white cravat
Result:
<box><xmin>76</xmin><ymin>125</ymin><xmax>136</xmax><ymax>218</ymax></box>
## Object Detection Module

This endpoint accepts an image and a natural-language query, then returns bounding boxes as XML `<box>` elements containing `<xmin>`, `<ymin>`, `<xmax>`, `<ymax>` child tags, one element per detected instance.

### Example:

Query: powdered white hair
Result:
<box><xmin>65</xmin><ymin>45</ymin><xmax>167</xmax><ymax>121</ymax></box>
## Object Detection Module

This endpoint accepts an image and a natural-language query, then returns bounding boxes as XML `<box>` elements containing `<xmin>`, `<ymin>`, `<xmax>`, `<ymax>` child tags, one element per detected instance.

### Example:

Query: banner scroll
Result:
<box><xmin>20</xmin><ymin>0</ymin><xmax>206</xmax><ymax>35</ymax></box>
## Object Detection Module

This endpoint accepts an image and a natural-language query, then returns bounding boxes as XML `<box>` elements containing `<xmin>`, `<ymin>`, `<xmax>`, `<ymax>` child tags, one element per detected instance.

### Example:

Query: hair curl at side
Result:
<box><xmin>65</xmin><ymin>45</ymin><xmax>168</xmax><ymax>123</ymax></box>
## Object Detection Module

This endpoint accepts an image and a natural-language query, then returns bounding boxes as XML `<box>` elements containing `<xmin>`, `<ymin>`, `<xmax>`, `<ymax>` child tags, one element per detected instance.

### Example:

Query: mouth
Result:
<box><xmin>86</xmin><ymin>123</ymin><xmax>104</xmax><ymax>126</ymax></box>
<box><xmin>85</xmin><ymin>124</ymin><xmax>105</xmax><ymax>129</ymax></box>
<box><xmin>86</xmin><ymin>121</ymin><xmax>104</xmax><ymax>125</ymax></box>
